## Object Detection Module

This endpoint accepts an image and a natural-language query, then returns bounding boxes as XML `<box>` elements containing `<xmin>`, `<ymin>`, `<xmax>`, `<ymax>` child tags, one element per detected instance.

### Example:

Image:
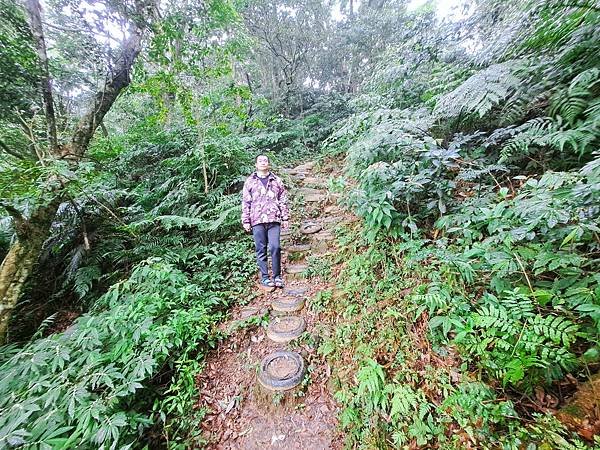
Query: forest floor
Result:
<box><xmin>195</xmin><ymin>160</ymin><xmax>348</xmax><ymax>449</ymax></box>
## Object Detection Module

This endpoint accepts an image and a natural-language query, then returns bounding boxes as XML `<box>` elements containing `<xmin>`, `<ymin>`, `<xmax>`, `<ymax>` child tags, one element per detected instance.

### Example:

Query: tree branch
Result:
<box><xmin>68</xmin><ymin>27</ymin><xmax>143</xmax><ymax>157</ymax></box>
<box><xmin>0</xmin><ymin>140</ymin><xmax>26</xmax><ymax>161</ymax></box>
<box><xmin>25</xmin><ymin>0</ymin><xmax>58</xmax><ymax>151</ymax></box>
<box><xmin>0</xmin><ymin>202</ymin><xmax>27</xmax><ymax>236</ymax></box>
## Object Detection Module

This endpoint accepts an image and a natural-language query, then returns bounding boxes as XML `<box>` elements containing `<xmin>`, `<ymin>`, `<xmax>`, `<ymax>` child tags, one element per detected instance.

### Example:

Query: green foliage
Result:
<box><xmin>434</xmin><ymin>61</ymin><xmax>523</xmax><ymax>120</ymax></box>
<box><xmin>321</xmin><ymin>0</ymin><xmax>600</xmax><ymax>446</ymax></box>
<box><xmin>0</xmin><ymin>233</ymin><xmax>254</xmax><ymax>448</ymax></box>
<box><xmin>0</xmin><ymin>260</ymin><xmax>212</xmax><ymax>447</ymax></box>
<box><xmin>0</xmin><ymin>0</ymin><xmax>39</xmax><ymax>122</ymax></box>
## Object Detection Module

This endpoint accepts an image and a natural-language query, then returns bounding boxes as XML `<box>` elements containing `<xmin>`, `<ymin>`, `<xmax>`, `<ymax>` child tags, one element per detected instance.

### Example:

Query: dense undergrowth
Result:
<box><xmin>0</xmin><ymin>98</ymin><xmax>340</xmax><ymax>447</ymax></box>
<box><xmin>315</xmin><ymin>0</ymin><xmax>600</xmax><ymax>448</ymax></box>
<box><xmin>1</xmin><ymin>0</ymin><xmax>599</xmax><ymax>448</ymax></box>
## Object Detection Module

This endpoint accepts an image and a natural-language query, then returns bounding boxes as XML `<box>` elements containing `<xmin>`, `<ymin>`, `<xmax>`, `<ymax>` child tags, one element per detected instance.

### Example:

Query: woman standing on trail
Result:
<box><xmin>242</xmin><ymin>155</ymin><xmax>289</xmax><ymax>288</ymax></box>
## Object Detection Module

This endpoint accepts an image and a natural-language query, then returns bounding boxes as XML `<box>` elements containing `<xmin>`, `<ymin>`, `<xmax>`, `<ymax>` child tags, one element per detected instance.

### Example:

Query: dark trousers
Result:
<box><xmin>252</xmin><ymin>222</ymin><xmax>281</xmax><ymax>279</ymax></box>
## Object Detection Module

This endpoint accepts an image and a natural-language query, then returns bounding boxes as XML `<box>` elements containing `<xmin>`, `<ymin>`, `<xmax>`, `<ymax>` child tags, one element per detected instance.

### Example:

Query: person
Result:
<box><xmin>242</xmin><ymin>155</ymin><xmax>289</xmax><ymax>288</ymax></box>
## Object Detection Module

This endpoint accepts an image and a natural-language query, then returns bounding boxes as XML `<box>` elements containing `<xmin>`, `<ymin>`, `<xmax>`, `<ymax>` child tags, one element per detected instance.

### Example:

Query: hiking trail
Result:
<box><xmin>196</xmin><ymin>160</ymin><xmax>349</xmax><ymax>449</ymax></box>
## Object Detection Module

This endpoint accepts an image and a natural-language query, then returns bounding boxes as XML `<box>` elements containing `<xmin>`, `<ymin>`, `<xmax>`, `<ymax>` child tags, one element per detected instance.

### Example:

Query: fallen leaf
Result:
<box><xmin>271</xmin><ymin>434</ymin><xmax>285</xmax><ymax>444</ymax></box>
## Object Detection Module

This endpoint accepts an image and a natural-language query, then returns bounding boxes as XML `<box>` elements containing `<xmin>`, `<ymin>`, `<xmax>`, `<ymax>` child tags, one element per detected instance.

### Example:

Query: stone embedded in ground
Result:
<box><xmin>266</xmin><ymin>315</ymin><xmax>306</xmax><ymax>343</ymax></box>
<box><xmin>257</xmin><ymin>351</ymin><xmax>306</xmax><ymax>391</ymax></box>
<box><xmin>293</xmin><ymin>161</ymin><xmax>316</xmax><ymax>172</ymax></box>
<box><xmin>258</xmin><ymin>284</ymin><xmax>276</xmax><ymax>293</ymax></box>
<box><xmin>299</xmin><ymin>187</ymin><xmax>327</xmax><ymax>203</ymax></box>
<box><xmin>301</xmin><ymin>176</ymin><xmax>327</xmax><ymax>187</ymax></box>
<box><xmin>286</xmin><ymin>263</ymin><xmax>308</xmax><ymax>275</ymax></box>
<box><xmin>300</xmin><ymin>187</ymin><xmax>323</xmax><ymax>196</ymax></box>
<box><xmin>321</xmin><ymin>215</ymin><xmax>343</xmax><ymax>226</ymax></box>
<box><xmin>324</xmin><ymin>205</ymin><xmax>342</xmax><ymax>214</ymax></box>
<box><xmin>272</xmin><ymin>296</ymin><xmax>305</xmax><ymax>313</ymax></box>
<box><xmin>311</xmin><ymin>239</ymin><xmax>330</xmax><ymax>254</ymax></box>
<box><xmin>312</xmin><ymin>231</ymin><xmax>335</xmax><ymax>241</ymax></box>
<box><xmin>284</xmin><ymin>286</ymin><xmax>309</xmax><ymax>296</ymax></box>
<box><xmin>300</xmin><ymin>222</ymin><xmax>323</xmax><ymax>234</ymax></box>
<box><xmin>286</xmin><ymin>244</ymin><xmax>311</xmax><ymax>253</ymax></box>
<box><xmin>240</xmin><ymin>306</ymin><xmax>268</xmax><ymax>319</ymax></box>
<box><xmin>305</xmin><ymin>194</ymin><xmax>327</xmax><ymax>202</ymax></box>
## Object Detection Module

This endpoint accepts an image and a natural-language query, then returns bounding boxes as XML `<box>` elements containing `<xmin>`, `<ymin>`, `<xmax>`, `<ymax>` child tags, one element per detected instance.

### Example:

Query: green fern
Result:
<box><xmin>434</xmin><ymin>61</ymin><xmax>523</xmax><ymax>119</ymax></box>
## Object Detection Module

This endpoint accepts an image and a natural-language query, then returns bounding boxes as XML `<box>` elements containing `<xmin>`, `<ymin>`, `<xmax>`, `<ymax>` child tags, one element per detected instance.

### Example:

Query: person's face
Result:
<box><xmin>256</xmin><ymin>156</ymin><xmax>270</xmax><ymax>172</ymax></box>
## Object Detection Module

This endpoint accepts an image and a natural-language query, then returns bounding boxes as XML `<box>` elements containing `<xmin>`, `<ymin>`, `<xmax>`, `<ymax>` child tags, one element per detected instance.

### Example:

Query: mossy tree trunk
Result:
<box><xmin>0</xmin><ymin>202</ymin><xmax>58</xmax><ymax>344</ymax></box>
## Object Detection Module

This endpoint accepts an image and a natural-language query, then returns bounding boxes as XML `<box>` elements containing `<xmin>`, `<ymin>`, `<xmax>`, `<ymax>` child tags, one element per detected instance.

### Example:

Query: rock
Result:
<box><xmin>286</xmin><ymin>244</ymin><xmax>312</xmax><ymax>253</ymax></box>
<box><xmin>324</xmin><ymin>205</ymin><xmax>342</xmax><ymax>214</ymax></box>
<box><xmin>285</xmin><ymin>263</ymin><xmax>308</xmax><ymax>280</ymax></box>
<box><xmin>286</xmin><ymin>264</ymin><xmax>308</xmax><ymax>274</ymax></box>
<box><xmin>240</xmin><ymin>306</ymin><xmax>268</xmax><ymax>319</ymax></box>
<box><xmin>300</xmin><ymin>222</ymin><xmax>323</xmax><ymax>234</ymax></box>
<box><xmin>299</xmin><ymin>187</ymin><xmax>324</xmax><ymax>196</ymax></box>
<box><xmin>301</xmin><ymin>177</ymin><xmax>327</xmax><ymax>187</ymax></box>
<box><xmin>312</xmin><ymin>231</ymin><xmax>335</xmax><ymax>241</ymax></box>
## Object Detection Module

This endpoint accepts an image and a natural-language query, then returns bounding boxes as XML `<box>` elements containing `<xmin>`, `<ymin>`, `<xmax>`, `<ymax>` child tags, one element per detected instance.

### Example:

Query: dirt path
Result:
<box><xmin>196</xmin><ymin>161</ymin><xmax>346</xmax><ymax>449</ymax></box>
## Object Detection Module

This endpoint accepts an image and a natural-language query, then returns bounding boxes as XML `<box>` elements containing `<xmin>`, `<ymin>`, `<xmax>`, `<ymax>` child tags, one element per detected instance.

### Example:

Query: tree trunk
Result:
<box><xmin>0</xmin><ymin>201</ymin><xmax>59</xmax><ymax>344</ymax></box>
<box><xmin>0</xmin><ymin>1</ymin><xmax>150</xmax><ymax>344</ymax></box>
<box><xmin>25</xmin><ymin>0</ymin><xmax>58</xmax><ymax>151</ymax></box>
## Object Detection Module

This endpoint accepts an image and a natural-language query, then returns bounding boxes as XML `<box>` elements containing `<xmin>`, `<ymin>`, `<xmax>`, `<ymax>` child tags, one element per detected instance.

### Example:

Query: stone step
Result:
<box><xmin>304</xmin><ymin>193</ymin><xmax>327</xmax><ymax>202</ymax></box>
<box><xmin>286</xmin><ymin>263</ymin><xmax>308</xmax><ymax>274</ymax></box>
<box><xmin>299</xmin><ymin>187</ymin><xmax>324</xmax><ymax>196</ymax></box>
<box><xmin>240</xmin><ymin>306</ymin><xmax>269</xmax><ymax>320</ymax></box>
<box><xmin>284</xmin><ymin>286</ymin><xmax>309</xmax><ymax>297</ymax></box>
<box><xmin>300</xmin><ymin>221</ymin><xmax>323</xmax><ymax>234</ymax></box>
<box><xmin>312</xmin><ymin>230</ymin><xmax>335</xmax><ymax>241</ymax></box>
<box><xmin>321</xmin><ymin>216</ymin><xmax>343</xmax><ymax>226</ymax></box>
<box><xmin>324</xmin><ymin>205</ymin><xmax>343</xmax><ymax>214</ymax></box>
<box><xmin>293</xmin><ymin>161</ymin><xmax>316</xmax><ymax>172</ymax></box>
<box><xmin>271</xmin><ymin>296</ymin><xmax>305</xmax><ymax>313</ymax></box>
<box><xmin>257</xmin><ymin>351</ymin><xmax>306</xmax><ymax>392</ymax></box>
<box><xmin>301</xmin><ymin>177</ymin><xmax>327</xmax><ymax>188</ymax></box>
<box><xmin>266</xmin><ymin>315</ymin><xmax>306</xmax><ymax>343</ymax></box>
<box><xmin>286</xmin><ymin>244</ymin><xmax>312</xmax><ymax>253</ymax></box>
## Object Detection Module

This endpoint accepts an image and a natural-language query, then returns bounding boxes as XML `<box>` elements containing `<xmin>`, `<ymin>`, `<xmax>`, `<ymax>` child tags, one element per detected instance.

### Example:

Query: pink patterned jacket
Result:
<box><xmin>241</xmin><ymin>172</ymin><xmax>289</xmax><ymax>227</ymax></box>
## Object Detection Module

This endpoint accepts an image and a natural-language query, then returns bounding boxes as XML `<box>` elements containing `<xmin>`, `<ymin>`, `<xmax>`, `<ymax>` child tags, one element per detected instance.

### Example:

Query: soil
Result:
<box><xmin>268</xmin><ymin>356</ymin><xmax>297</xmax><ymax>379</ymax></box>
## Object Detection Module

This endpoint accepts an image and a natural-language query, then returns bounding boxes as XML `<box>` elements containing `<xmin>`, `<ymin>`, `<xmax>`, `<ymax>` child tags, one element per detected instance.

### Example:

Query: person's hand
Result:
<box><xmin>282</xmin><ymin>220</ymin><xmax>289</xmax><ymax>230</ymax></box>
<box><xmin>243</xmin><ymin>223</ymin><xmax>251</xmax><ymax>232</ymax></box>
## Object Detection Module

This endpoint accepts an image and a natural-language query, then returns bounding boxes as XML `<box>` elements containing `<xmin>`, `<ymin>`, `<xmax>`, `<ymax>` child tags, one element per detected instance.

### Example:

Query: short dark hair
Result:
<box><xmin>255</xmin><ymin>154</ymin><xmax>269</xmax><ymax>162</ymax></box>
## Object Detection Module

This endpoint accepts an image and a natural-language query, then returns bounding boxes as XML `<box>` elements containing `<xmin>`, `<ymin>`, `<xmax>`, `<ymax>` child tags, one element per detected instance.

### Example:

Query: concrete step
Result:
<box><xmin>266</xmin><ymin>315</ymin><xmax>306</xmax><ymax>343</ymax></box>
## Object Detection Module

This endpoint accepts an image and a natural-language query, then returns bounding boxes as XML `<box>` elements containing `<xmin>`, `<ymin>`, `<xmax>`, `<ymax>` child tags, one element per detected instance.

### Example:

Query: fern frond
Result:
<box><xmin>434</xmin><ymin>61</ymin><xmax>523</xmax><ymax>120</ymax></box>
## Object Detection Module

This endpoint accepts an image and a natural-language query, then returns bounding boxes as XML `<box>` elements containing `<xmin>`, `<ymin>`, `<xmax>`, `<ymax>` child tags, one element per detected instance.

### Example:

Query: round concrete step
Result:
<box><xmin>301</xmin><ymin>177</ymin><xmax>326</xmax><ymax>187</ymax></box>
<box><xmin>299</xmin><ymin>187</ymin><xmax>324</xmax><ymax>196</ymax></box>
<box><xmin>240</xmin><ymin>306</ymin><xmax>268</xmax><ymax>319</ymax></box>
<box><xmin>304</xmin><ymin>193</ymin><xmax>327</xmax><ymax>202</ymax></box>
<box><xmin>284</xmin><ymin>286</ymin><xmax>309</xmax><ymax>297</ymax></box>
<box><xmin>287</xmin><ymin>244</ymin><xmax>311</xmax><ymax>253</ymax></box>
<box><xmin>272</xmin><ymin>296</ymin><xmax>305</xmax><ymax>313</ymax></box>
<box><xmin>258</xmin><ymin>351</ymin><xmax>306</xmax><ymax>391</ymax></box>
<box><xmin>312</xmin><ymin>231</ymin><xmax>335</xmax><ymax>241</ymax></box>
<box><xmin>267</xmin><ymin>315</ymin><xmax>306</xmax><ymax>343</ymax></box>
